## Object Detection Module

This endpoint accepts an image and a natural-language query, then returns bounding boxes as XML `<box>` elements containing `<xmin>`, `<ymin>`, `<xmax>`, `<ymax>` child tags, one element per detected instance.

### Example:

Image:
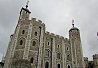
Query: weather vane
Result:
<box><xmin>72</xmin><ymin>19</ymin><xmax>74</xmax><ymax>27</ymax></box>
<box><xmin>26</xmin><ymin>0</ymin><xmax>30</xmax><ymax>8</ymax></box>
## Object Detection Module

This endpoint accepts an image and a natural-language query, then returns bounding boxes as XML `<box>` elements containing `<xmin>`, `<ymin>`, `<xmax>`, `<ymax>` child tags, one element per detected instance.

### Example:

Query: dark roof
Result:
<box><xmin>69</xmin><ymin>27</ymin><xmax>79</xmax><ymax>32</ymax></box>
<box><xmin>21</xmin><ymin>7</ymin><xmax>31</xmax><ymax>13</ymax></box>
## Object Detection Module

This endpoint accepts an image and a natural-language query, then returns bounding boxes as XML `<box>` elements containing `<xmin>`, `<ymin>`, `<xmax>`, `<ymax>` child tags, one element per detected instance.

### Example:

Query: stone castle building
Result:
<box><xmin>84</xmin><ymin>54</ymin><xmax>98</xmax><ymax>68</ymax></box>
<box><xmin>4</xmin><ymin>3</ymin><xmax>85</xmax><ymax>68</ymax></box>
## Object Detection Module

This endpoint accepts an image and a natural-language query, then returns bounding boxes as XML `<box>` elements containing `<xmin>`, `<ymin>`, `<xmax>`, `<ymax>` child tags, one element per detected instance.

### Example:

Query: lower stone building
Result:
<box><xmin>84</xmin><ymin>54</ymin><xmax>98</xmax><ymax>68</ymax></box>
<box><xmin>0</xmin><ymin>58</ymin><xmax>4</xmax><ymax>68</ymax></box>
<box><xmin>88</xmin><ymin>61</ymin><xmax>93</xmax><ymax>68</ymax></box>
<box><xmin>0</xmin><ymin>62</ymin><xmax>4</xmax><ymax>68</ymax></box>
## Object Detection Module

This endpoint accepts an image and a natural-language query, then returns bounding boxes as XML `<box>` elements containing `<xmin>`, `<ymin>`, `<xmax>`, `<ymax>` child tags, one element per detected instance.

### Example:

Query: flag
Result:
<box><xmin>72</xmin><ymin>19</ymin><xmax>74</xmax><ymax>27</ymax></box>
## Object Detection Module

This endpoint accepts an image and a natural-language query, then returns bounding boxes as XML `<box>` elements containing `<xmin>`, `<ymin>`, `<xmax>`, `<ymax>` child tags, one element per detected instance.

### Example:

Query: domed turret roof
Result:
<box><xmin>70</xmin><ymin>27</ymin><xmax>79</xmax><ymax>30</ymax></box>
<box><xmin>21</xmin><ymin>7</ymin><xmax>31</xmax><ymax>13</ymax></box>
<box><xmin>69</xmin><ymin>20</ymin><xmax>79</xmax><ymax>32</ymax></box>
<box><xmin>69</xmin><ymin>27</ymin><xmax>79</xmax><ymax>32</ymax></box>
<box><xmin>20</xmin><ymin>0</ymin><xmax>31</xmax><ymax>14</ymax></box>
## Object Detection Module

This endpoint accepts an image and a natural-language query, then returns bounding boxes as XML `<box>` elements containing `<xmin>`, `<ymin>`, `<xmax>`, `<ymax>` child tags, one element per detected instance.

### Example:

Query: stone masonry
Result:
<box><xmin>4</xmin><ymin>5</ymin><xmax>84</xmax><ymax>68</ymax></box>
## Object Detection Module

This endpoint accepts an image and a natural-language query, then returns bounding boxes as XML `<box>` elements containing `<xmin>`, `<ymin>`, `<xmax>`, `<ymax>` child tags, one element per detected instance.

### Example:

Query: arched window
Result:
<box><xmin>20</xmin><ymin>40</ymin><xmax>23</xmax><ymax>45</ymax></box>
<box><xmin>57</xmin><ymin>64</ymin><xmax>60</xmax><ymax>68</ymax></box>
<box><xmin>45</xmin><ymin>49</ymin><xmax>50</xmax><ymax>57</ymax></box>
<box><xmin>22</xmin><ymin>30</ymin><xmax>25</xmax><ymax>34</ymax></box>
<box><xmin>32</xmin><ymin>41</ymin><xmax>36</xmax><ymax>46</ymax></box>
<box><xmin>67</xmin><ymin>54</ymin><xmax>70</xmax><ymax>60</ymax></box>
<box><xmin>48</xmin><ymin>42</ymin><xmax>49</xmax><ymax>45</ymax></box>
<box><xmin>47</xmin><ymin>51</ymin><xmax>49</xmax><ymax>57</ymax></box>
<box><xmin>58</xmin><ymin>45</ymin><xmax>60</xmax><ymax>48</ymax></box>
<box><xmin>35</xmin><ymin>32</ymin><xmax>37</xmax><ymax>36</ymax></box>
<box><xmin>67</xmin><ymin>55</ymin><xmax>69</xmax><ymax>57</ymax></box>
<box><xmin>45</xmin><ymin>62</ymin><xmax>49</xmax><ymax>68</ymax></box>
<box><xmin>67</xmin><ymin>47</ymin><xmax>69</xmax><ymax>51</ymax></box>
<box><xmin>68</xmin><ymin>65</ymin><xmax>70</xmax><ymax>68</ymax></box>
<box><xmin>57</xmin><ymin>53</ymin><xmax>60</xmax><ymax>59</ymax></box>
<box><xmin>30</xmin><ymin>57</ymin><xmax>34</xmax><ymax>63</ymax></box>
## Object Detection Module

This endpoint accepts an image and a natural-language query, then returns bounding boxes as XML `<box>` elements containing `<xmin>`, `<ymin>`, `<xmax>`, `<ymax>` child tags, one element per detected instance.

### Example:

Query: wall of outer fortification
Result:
<box><xmin>93</xmin><ymin>54</ymin><xmax>98</xmax><ymax>68</ymax></box>
<box><xmin>84</xmin><ymin>57</ymin><xmax>88</xmax><ymax>68</ymax></box>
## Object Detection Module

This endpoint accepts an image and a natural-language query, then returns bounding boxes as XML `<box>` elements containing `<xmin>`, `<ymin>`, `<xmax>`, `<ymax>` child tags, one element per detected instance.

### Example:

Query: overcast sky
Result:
<box><xmin>0</xmin><ymin>0</ymin><xmax>98</xmax><ymax>61</ymax></box>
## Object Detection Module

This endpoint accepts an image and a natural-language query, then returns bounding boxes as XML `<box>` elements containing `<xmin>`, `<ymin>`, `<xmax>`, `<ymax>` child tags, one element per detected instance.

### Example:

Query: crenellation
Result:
<box><xmin>32</xmin><ymin>18</ymin><xmax>36</xmax><ymax>21</ymax></box>
<box><xmin>84</xmin><ymin>57</ymin><xmax>88</xmax><ymax>61</ymax></box>
<box><xmin>45</xmin><ymin>31</ymin><xmax>66</xmax><ymax>40</ymax></box>
<box><xmin>46</xmin><ymin>31</ymin><xmax>50</xmax><ymax>35</ymax></box>
<box><xmin>59</xmin><ymin>36</ymin><xmax>64</xmax><ymax>39</ymax></box>
<box><xmin>42</xmin><ymin>23</ymin><xmax>45</xmax><ymax>27</ymax></box>
<box><xmin>93</xmin><ymin>54</ymin><xmax>98</xmax><ymax>59</ymax></box>
<box><xmin>55</xmin><ymin>35</ymin><xmax>59</xmax><ymax>38</ymax></box>
<box><xmin>31</xmin><ymin>18</ymin><xmax>45</xmax><ymax>28</ymax></box>
<box><xmin>38</xmin><ymin>20</ymin><xmax>42</xmax><ymax>23</ymax></box>
<box><xmin>50</xmin><ymin>33</ymin><xmax>55</xmax><ymax>37</ymax></box>
<box><xmin>65</xmin><ymin>38</ymin><xmax>68</xmax><ymax>41</ymax></box>
<box><xmin>37</xmin><ymin>20</ymin><xmax>45</xmax><ymax>27</ymax></box>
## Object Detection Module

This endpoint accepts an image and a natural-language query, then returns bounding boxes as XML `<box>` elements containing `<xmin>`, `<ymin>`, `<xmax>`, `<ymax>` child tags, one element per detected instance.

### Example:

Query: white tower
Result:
<box><xmin>69</xmin><ymin>20</ymin><xmax>84</xmax><ymax>68</ymax></box>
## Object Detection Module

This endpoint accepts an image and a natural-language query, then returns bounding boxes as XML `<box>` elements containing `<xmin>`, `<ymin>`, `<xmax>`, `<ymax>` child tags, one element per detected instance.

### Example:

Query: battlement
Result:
<box><xmin>45</xmin><ymin>31</ymin><xmax>50</xmax><ymax>35</ymax></box>
<box><xmin>84</xmin><ymin>57</ymin><xmax>88</xmax><ymax>61</ymax></box>
<box><xmin>65</xmin><ymin>38</ymin><xmax>68</xmax><ymax>41</ymax></box>
<box><xmin>31</xmin><ymin>18</ymin><xmax>45</xmax><ymax>26</ymax></box>
<box><xmin>45</xmin><ymin>31</ymin><xmax>55</xmax><ymax>37</ymax></box>
<box><xmin>45</xmin><ymin>31</ymin><xmax>65</xmax><ymax>39</ymax></box>
<box><xmin>32</xmin><ymin>18</ymin><xmax>36</xmax><ymax>21</ymax></box>
<box><xmin>93</xmin><ymin>54</ymin><xmax>98</xmax><ymax>59</ymax></box>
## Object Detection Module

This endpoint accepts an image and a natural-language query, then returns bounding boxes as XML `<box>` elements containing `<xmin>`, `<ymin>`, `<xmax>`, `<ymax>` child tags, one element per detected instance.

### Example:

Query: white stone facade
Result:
<box><xmin>4</xmin><ymin>7</ymin><xmax>84</xmax><ymax>68</ymax></box>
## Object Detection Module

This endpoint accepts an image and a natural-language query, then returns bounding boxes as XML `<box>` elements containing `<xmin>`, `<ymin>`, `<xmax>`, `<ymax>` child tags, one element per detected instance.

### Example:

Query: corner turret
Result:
<box><xmin>19</xmin><ymin>1</ymin><xmax>31</xmax><ymax>20</ymax></box>
<box><xmin>69</xmin><ymin>20</ymin><xmax>84</xmax><ymax>68</ymax></box>
<box><xmin>69</xmin><ymin>20</ymin><xmax>79</xmax><ymax>33</ymax></box>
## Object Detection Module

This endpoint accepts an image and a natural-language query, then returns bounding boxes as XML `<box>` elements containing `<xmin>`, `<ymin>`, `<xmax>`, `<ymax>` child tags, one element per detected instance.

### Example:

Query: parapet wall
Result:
<box><xmin>84</xmin><ymin>57</ymin><xmax>88</xmax><ymax>61</ymax></box>
<box><xmin>31</xmin><ymin>18</ymin><xmax>69</xmax><ymax>41</ymax></box>
<box><xmin>93</xmin><ymin>54</ymin><xmax>98</xmax><ymax>59</ymax></box>
<box><xmin>45</xmin><ymin>31</ymin><xmax>69</xmax><ymax>41</ymax></box>
<box><xmin>31</xmin><ymin>18</ymin><xmax>45</xmax><ymax>27</ymax></box>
